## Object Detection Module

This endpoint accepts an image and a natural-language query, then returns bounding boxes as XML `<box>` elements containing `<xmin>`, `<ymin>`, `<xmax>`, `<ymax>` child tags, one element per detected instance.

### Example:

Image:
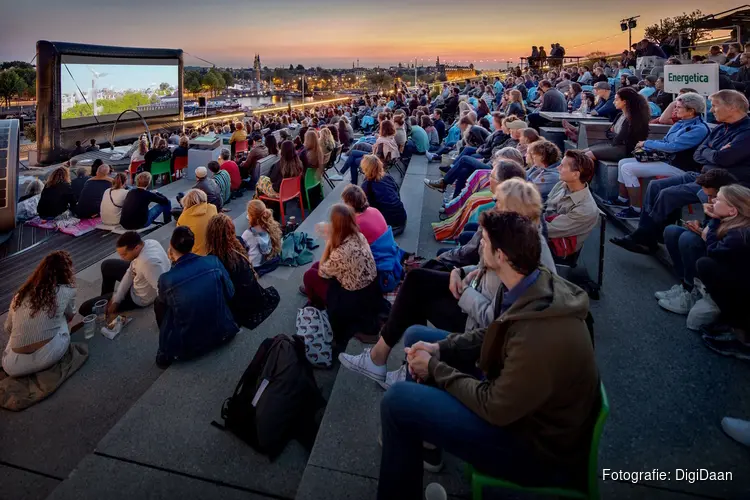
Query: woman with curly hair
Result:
<box><xmin>241</xmin><ymin>200</ymin><xmax>283</xmax><ymax>275</ymax></box>
<box><xmin>206</xmin><ymin>215</ymin><xmax>279</xmax><ymax>329</ymax></box>
<box><xmin>37</xmin><ymin>166</ymin><xmax>77</xmax><ymax>219</ymax></box>
<box><xmin>3</xmin><ymin>251</ymin><xmax>77</xmax><ymax>377</ymax></box>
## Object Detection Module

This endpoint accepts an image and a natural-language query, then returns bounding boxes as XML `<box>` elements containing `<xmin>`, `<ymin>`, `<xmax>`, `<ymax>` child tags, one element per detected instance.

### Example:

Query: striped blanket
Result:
<box><xmin>442</xmin><ymin>170</ymin><xmax>491</xmax><ymax>217</ymax></box>
<box><xmin>432</xmin><ymin>191</ymin><xmax>493</xmax><ymax>242</ymax></box>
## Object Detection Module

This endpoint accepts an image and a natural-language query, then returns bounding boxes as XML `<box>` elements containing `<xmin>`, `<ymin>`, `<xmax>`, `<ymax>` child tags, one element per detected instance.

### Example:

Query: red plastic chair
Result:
<box><xmin>235</xmin><ymin>140</ymin><xmax>249</xmax><ymax>154</ymax></box>
<box><xmin>129</xmin><ymin>160</ymin><xmax>145</xmax><ymax>184</ymax></box>
<box><xmin>173</xmin><ymin>156</ymin><xmax>188</xmax><ymax>179</ymax></box>
<box><xmin>259</xmin><ymin>175</ymin><xmax>305</xmax><ymax>225</ymax></box>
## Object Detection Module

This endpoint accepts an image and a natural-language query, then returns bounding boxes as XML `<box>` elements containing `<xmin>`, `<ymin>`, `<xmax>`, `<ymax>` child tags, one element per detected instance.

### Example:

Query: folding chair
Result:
<box><xmin>129</xmin><ymin>160</ymin><xmax>145</xmax><ymax>184</ymax></box>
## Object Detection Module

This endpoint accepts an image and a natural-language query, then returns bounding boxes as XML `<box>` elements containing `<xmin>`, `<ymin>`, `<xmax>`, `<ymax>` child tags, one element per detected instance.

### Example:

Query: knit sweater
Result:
<box><xmin>318</xmin><ymin>233</ymin><xmax>377</xmax><ymax>291</ymax></box>
<box><xmin>5</xmin><ymin>285</ymin><xmax>76</xmax><ymax>349</ymax></box>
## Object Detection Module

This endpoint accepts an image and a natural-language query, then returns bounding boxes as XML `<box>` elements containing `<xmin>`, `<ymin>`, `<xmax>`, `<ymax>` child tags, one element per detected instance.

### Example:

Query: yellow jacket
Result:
<box><xmin>229</xmin><ymin>129</ymin><xmax>247</xmax><ymax>145</ymax></box>
<box><xmin>177</xmin><ymin>202</ymin><xmax>218</xmax><ymax>256</ymax></box>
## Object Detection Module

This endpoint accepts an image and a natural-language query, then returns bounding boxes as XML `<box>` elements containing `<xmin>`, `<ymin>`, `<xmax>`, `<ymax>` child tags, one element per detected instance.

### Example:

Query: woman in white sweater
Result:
<box><xmin>3</xmin><ymin>251</ymin><xmax>77</xmax><ymax>377</ymax></box>
<box><xmin>100</xmin><ymin>173</ymin><xmax>129</xmax><ymax>226</ymax></box>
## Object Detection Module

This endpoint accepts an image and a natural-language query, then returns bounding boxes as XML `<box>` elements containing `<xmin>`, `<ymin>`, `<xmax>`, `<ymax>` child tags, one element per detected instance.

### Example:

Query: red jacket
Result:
<box><xmin>221</xmin><ymin>160</ymin><xmax>242</xmax><ymax>191</ymax></box>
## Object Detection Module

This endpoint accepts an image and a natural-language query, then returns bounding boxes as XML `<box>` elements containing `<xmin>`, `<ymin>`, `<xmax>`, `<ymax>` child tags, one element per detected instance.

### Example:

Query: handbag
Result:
<box><xmin>633</xmin><ymin>147</ymin><xmax>673</xmax><ymax>163</ymax></box>
<box><xmin>295</xmin><ymin>307</ymin><xmax>334</xmax><ymax>368</ymax></box>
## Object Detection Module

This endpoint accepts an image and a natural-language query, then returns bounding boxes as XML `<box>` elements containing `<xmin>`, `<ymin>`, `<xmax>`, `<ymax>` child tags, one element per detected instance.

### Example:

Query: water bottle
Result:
<box><xmin>579</xmin><ymin>100</ymin><xmax>588</xmax><ymax>115</ymax></box>
<box><xmin>288</xmin><ymin>216</ymin><xmax>297</xmax><ymax>233</ymax></box>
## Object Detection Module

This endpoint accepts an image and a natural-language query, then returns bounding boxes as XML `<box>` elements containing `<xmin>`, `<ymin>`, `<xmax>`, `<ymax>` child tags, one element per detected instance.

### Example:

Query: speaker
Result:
<box><xmin>198</xmin><ymin>96</ymin><xmax>207</xmax><ymax>107</ymax></box>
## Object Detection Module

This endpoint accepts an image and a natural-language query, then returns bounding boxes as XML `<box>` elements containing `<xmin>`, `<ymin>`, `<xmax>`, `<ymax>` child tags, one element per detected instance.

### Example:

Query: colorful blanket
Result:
<box><xmin>442</xmin><ymin>170</ymin><xmax>491</xmax><ymax>217</ymax></box>
<box><xmin>432</xmin><ymin>192</ymin><xmax>493</xmax><ymax>242</ymax></box>
<box><xmin>27</xmin><ymin>215</ymin><xmax>102</xmax><ymax>237</ymax></box>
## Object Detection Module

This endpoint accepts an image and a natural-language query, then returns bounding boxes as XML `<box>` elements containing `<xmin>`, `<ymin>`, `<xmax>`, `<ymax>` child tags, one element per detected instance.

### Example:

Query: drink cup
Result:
<box><xmin>83</xmin><ymin>314</ymin><xmax>97</xmax><ymax>340</ymax></box>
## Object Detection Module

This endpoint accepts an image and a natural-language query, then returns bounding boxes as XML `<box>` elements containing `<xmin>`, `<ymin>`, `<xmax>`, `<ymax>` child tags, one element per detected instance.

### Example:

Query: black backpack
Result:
<box><xmin>211</xmin><ymin>334</ymin><xmax>326</xmax><ymax>460</ymax></box>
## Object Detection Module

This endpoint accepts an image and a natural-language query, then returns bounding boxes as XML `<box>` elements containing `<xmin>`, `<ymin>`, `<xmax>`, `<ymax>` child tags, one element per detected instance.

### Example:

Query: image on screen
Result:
<box><xmin>60</xmin><ymin>58</ymin><xmax>179</xmax><ymax>127</ymax></box>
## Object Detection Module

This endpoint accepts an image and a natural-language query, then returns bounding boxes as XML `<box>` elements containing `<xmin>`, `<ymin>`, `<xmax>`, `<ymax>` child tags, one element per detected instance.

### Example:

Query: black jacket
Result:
<box><xmin>37</xmin><ymin>182</ymin><xmax>76</xmax><ymax>219</ymax></box>
<box><xmin>477</xmin><ymin>129</ymin><xmax>510</xmax><ymax>159</ymax></box>
<box><xmin>75</xmin><ymin>178</ymin><xmax>112</xmax><ymax>219</ymax></box>
<box><xmin>607</xmin><ymin>111</ymin><xmax>649</xmax><ymax>155</ymax></box>
<box><xmin>120</xmin><ymin>188</ymin><xmax>170</xmax><ymax>229</ymax></box>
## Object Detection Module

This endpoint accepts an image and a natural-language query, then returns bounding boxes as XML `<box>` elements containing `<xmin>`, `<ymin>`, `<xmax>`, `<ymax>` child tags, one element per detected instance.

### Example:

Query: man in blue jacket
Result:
<box><xmin>155</xmin><ymin>226</ymin><xmax>239</xmax><ymax>368</ymax></box>
<box><xmin>590</xmin><ymin>82</ymin><xmax>618</xmax><ymax>119</ymax></box>
<box><xmin>612</xmin><ymin>89</ymin><xmax>750</xmax><ymax>254</ymax></box>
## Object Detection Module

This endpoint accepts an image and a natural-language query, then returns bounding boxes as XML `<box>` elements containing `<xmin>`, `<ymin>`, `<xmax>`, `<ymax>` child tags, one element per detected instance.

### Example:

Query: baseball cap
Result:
<box><xmin>593</xmin><ymin>82</ymin><xmax>611</xmax><ymax>91</ymax></box>
<box><xmin>195</xmin><ymin>166</ymin><xmax>208</xmax><ymax>178</ymax></box>
<box><xmin>506</xmin><ymin>119</ymin><xmax>527</xmax><ymax>130</ymax></box>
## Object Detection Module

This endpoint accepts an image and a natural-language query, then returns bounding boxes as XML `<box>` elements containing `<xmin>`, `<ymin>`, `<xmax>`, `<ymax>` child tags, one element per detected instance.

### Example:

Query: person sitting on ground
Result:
<box><xmin>303</xmin><ymin>204</ymin><xmax>387</xmax><ymax>345</ymax></box>
<box><xmin>207</xmin><ymin>161</ymin><xmax>231</xmax><ymax>206</ymax></box>
<box><xmin>2</xmin><ymin>251</ymin><xmax>77</xmax><ymax>378</ymax></box>
<box><xmin>584</xmin><ymin>87</ymin><xmax>651</xmax><ymax>165</ymax></box>
<box><xmin>71</xmin><ymin>140</ymin><xmax>85</xmax><ymax>157</ymax></box>
<box><xmin>341</xmin><ymin>178</ymin><xmax>556</xmax><ymax>388</ymax></box>
<box><xmin>70</xmin><ymin>167</ymin><xmax>90</xmax><ymax>202</ymax></box>
<box><xmin>78</xmin><ymin>231</ymin><xmax>170</xmax><ymax>317</ymax></box>
<box><xmin>405</xmin><ymin>116</ymin><xmax>430</xmax><ymax>157</ymax></box>
<box><xmin>610</xmin><ymin>93</ymin><xmax>711</xmax><ymax>219</ymax></box>
<box><xmin>544</xmin><ymin>150</ymin><xmax>599</xmax><ymax>258</ymax></box>
<box><xmin>340</xmin><ymin>184</ymin><xmax>389</xmax><ymax>243</ymax></box>
<box><xmin>528</xmin><ymin>79</ymin><xmax>567</xmax><ymax>130</ymax></box>
<box><xmin>74</xmin><ymin>163</ymin><xmax>113</xmax><ymax>219</ymax></box>
<box><xmin>339</xmin><ymin>119</ymin><xmax>399</xmax><ymax>185</ymax></box>
<box><xmin>176</xmin><ymin>189</ymin><xmax>218</xmax><ymax>256</ymax></box>
<box><xmin>37</xmin><ymin>167</ymin><xmax>77</xmax><ymax>219</ymax></box>
<box><xmin>100</xmin><ymin>172</ymin><xmax>129</xmax><ymax>226</ymax></box>
<box><xmin>16</xmin><ymin>179</ymin><xmax>45</xmax><ymax>221</ymax></box>
<box><xmin>85</xmin><ymin>138</ymin><xmax>99</xmax><ymax>152</ymax></box>
<box><xmin>143</xmin><ymin>137</ymin><xmax>171</xmax><ymax>173</ymax></box>
<box><xmin>241</xmin><ymin>199</ymin><xmax>282</xmax><ymax>274</ymax></box>
<box><xmin>119</xmin><ymin>172</ymin><xmax>172</xmax><ymax>230</ymax></box>
<box><xmin>170</xmin><ymin>135</ymin><xmax>189</xmax><ymax>173</ymax></box>
<box><xmin>206</xmin><ymin>214</ymin><xmax>280</xmax><ymax>329</ymax></box>
<box><xmin>256</xmin><ymin>139</ymin><xmax>302</xmax><ymax>199</ymax></box>
<box><xmin>360</xmin><ymin>155</ymin><xmax>407</xmax><ymax>235</ymax></box>
<box><xmin>217</xmin><ymin>148</ymin><xmax>242</xmax><ymax>194</ymax></box>
<box><xmin>612</xmin><ymin>90</ymin><xmax>750</xmax><ymax>255</ymax></box>
<box><xmin>422</xmin><ymin>115</ymin><xmax>440</xmax><ymax>150</ymax></box>
<box><xmin>517</xmin><ymin>127</ymin><xmax>542</xmax><ymax>159</ymax></box>
<box><xmin>525</xmin><ymin>139</ymin><xmax>562</xmax><ymax>201</ymax></box>
<box><xmin>154</xmin><ymin>226</ymin><xmax>238</xmax><ymax>368</ymax></box>
<box><xmin>376</xmin><ymin>211</ymin><xmax>599</xmax><ymax>499</ymax></box>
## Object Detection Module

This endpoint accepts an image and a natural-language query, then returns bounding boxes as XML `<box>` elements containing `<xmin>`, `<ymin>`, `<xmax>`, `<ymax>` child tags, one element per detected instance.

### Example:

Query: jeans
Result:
<box><xmin>458</xmin><ymin>230</ymin><xmax>476</xmax><ymax>246</ymax></box>
<box><xmin>403</xmin><ymin>140</ymin><xmax>425</xmax><ymax>158</ymax></box>
<box><xmin>379</xmin><ymin>268</ymin><xmax>467</xmax><ymax>348</ymax></box>
<box><xmin>696</xmin><ymin>257</ymin><xmax>750</xmax><ymax>331</ymax></box>
<box><xmin>78</xmin><ymin>259</ymin><xmax>139</xmax><ymax>316</ymax></box>
<box><xmin>443</xmin><ymin>155</ymin><xmax>491</xmax><ymax>197</ymax></box>
<box><xmin>147</xmin><ymin>202</ymin><xmax>172</xmax><ymax>226</ymax></box>
<box><xmin>378</xmin><ymin>325</ymin><xmax>557</xmax><ymax>500</ymax></box>
<box><xmin>663</xmin><ymin>225</ymin><xmax>706</xmax><ymax>285</ymax></box>
<box><xmin>340</xmin><ymin>149</ymin><xmax>366</xmax><ymax>184</ymax></box>
<box><xmin>303</xmin><ymin>261</ymin><xmax>329</xmax><ymax>309</ymax></box>
<box><xmin>432</xmin><ymin>142</ymin><xmax>456</xmax><ymax>156</ymax></box>
<box><xmin>633</xmin><ymin>172</ymin><xmax>703</xmax><ymax>245</ymax></box>
<box><xmin>452</xmin><ymin>146</ymin><xmax>478</xmax><ymax>163</ymax></box>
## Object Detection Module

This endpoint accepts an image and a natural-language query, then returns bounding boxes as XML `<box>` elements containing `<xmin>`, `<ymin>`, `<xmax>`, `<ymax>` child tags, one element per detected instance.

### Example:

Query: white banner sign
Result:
<box><xmin>664</xmin><ymin>64</ymin><xmax>720</xmax><ymax>96</ymax></box>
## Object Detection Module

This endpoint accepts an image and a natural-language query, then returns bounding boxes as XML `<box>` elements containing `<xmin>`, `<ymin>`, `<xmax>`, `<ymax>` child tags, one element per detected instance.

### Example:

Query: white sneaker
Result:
<box><xmin>338</xmin><ymin>349</ymin><xmax>386</xmax><ymax>383</ymax></box>
<box><xmin>655</xmin><ymin>284</ymin><xmax>682</xmax><ymax>301</ymax></box>
<box><xmin>327</xmin><ymin>173</ymin><xmax>344</xmax><ymax>182</ymax></box>
<box><xmin>658</xmin><ymin>288</ymin><xmax>696</xmax><ymax>315</ymax></box>
<box><xmin>721</xmin><ymin>417</ymin><xmax>750</xmax><ymax>447</ymax></box>
<box><xmin>377</xmin><ymin>365</ymin><xmax>407</xmax><ymax>390</ymax></box>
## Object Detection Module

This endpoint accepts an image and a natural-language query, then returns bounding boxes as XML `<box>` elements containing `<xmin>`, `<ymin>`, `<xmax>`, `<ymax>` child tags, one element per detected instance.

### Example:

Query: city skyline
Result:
<box><xmin>0</xmin><ymin>0</ymin><xmax>741</xmax><ymax>69</ymax></box>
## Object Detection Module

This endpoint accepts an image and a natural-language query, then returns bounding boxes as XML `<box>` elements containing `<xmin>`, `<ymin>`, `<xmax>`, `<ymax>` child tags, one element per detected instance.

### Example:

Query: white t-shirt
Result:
<box><xmin>113</xmin><ymin>240</ymin><xmax>170</xmax><ymax>307</ymax></box>
<box><xmin>100</xmin><ymin>188</ymin><xmax>129</xmax><ymax>226</ymax></box>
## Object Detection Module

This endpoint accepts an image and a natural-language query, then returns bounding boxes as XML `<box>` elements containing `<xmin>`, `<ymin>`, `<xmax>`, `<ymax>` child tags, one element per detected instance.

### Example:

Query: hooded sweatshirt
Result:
<box><xmin>428</xmin><ymin>268</ymin><xmax>599</xmax><ymax>484</ymax></box>
<box><xmin>176</xmin><ymin>202</ymin><xmax>218</xmax><ymax>256</ymax></box>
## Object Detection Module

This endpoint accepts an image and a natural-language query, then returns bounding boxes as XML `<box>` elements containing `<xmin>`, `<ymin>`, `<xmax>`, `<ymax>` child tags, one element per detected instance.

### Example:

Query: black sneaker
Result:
<box><xmin>702</xmin><ymin>335</ymin><xmax>750</xmax><ymax>361</ymax></box>
<box><xmin>610</xmin><ymin>236</ymin><xmax>656</xmax><ymax>255</ymax></box>
<box><xmin>439</xmin><ymin>165</ymin><xmax>451</xmax><ymax>174</ymax></box>
<box><xmin>422</xmin><ymin>443</ymin><xmax>444</xmax><ymax>472</ymax></box>
<box><xmin>602</xmin><ymin>197</ymin><xmax>629</xmax><ymax>208</ymax></box>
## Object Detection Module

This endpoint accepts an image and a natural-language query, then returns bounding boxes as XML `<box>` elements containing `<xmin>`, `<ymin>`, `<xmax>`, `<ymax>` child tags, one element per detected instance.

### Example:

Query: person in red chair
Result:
<box><xmin>170</xmin><ymin>135</ymin><xmax>189</xmax><ymax>176</ymax></box>
<box><xmin>229</xmin><ymin>121</ymin><xmax>247</xmax><ymax>158</ymax></box>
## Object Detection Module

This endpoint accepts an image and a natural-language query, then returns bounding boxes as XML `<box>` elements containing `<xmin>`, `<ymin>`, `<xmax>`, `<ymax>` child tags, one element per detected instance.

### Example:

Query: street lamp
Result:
<box><xmin>620</xmin><ymin>15</ymin><xmax>640</xmax><ymax>50</ymax></box>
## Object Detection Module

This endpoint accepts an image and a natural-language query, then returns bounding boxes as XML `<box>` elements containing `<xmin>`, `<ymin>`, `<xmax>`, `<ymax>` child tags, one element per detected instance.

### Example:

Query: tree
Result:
<box><xmin>201</xmin><ymin>72</ymin><xmax>219</xmax><ymax>96</ymax></box>
<box><xmin>159</xmin><ymin>82</ymin><xmax>171</xmax><ymax>91</ymax></box>
<box><xmin>367</xmin><ymin>72</ymin><xmax>393</xmax><ymax>90</ymax></box>
<box><xmin>584</xmin><ymin>51</ymin><xmax>610</xmax><ymax>65</ymax></box>
<box><xmin>644</xmin><ymin>10</ymin><xmax>707</xmax><ymax>48</ymax></box>
<box><xmin>296</xmin><ymin>64</ymin><xmax>305</xmax><ymax>71</ymax></box>
<box><xmin>184</xmin><ymin>70</ymin><xmax>202</xmax><ymax>94</ymax></box>
<box><xmin>0</xmin><ymin>69</ymin><xmax>26</xmax><ymax>106</ymax></box>
<box><xmin>0</xmin><ymin>61</ymin><xmax>33</xmax><ymax>71</ymax></box>
<box><xmin>221</xmin><ymin>71</ymin><xmax>234</xmax><ymax>87</ymax></box>
<box><xmin>289</xmin><ymin>64</ymin><xmax>294</xmax><ymax>71</ymax></box>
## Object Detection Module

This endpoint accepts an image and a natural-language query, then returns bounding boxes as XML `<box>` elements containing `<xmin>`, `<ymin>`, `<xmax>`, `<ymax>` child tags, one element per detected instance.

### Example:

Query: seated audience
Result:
<box><xmin>339</xmin><ymin>120</ymin><xmax>399</xmax><ymax>185</ymax></box>
<box><xmin>239</xmin><ymin>134</ymin><xmax>269</xmax><ymax>181</ymax></box>
<box><xmin>229</xmin><ymin>121</ymin><xmax>247</xmax><ymax>148</ymax></box>
<box><xmin>652</xmin><ymin>88</ymin><xmax>698</xmax><ymax>125</ymax></box>
<box><xmin>170</xmin><ymin>135</ymin><xmax>189</xmax><ymax>173</ymax></box>
<box><xmin>341</xmin><ymin>184</ymin><xmax>388</xmax><ymax>243</ymax></box>
<box><xmin>120</xmin><ymin>172</ymin><xmax>172</xmax><ymax>230</ymax></box>
<box><xmin>241</xmin><ymin>200</ymin><xmax>283</xmax><ymax>274</ymax></box>
<box><xmin>319</xmin><ymin>127</ymin><xmax>336</xmax><ymax>165</ymax></box>
<box><xmin>154</xmin><ymin>226</ymin><xmax>238</xmax><ymax>368</ymax></box>
<box><xmin>176</xmin><ymin>189</ymin><xmax>218</xmax><ymax>256</ymax></box>
<box><xmin>208</xmin><ymin>161</ymin><xmax>232</xmax><ymax>206</ymax></box>
<box><xmin>71</xmin><ymin>167</ymin><xmax>90</xmax><ymax>202</ymax></box>
<box><xmin>612</xmin><ymin>90</ymin><xmax>750</xmax><ymax>254</ymax></box>
<box><xmin>218</xmin><ymin>149</ymin><xmax>242</xmax><ymax>193</ymax></box>
<box><xmin>525</xmin><ymin>140</ymin><xmax>562</xmax><ymax>201</ymax></box>
<box><xmin>585</xmin><ymin>88</ymin><xmax>651</xmax><ymax>164</ymax></box>
<box><xmin>71</xmin><ymin>140</ymin><xmax>85</xmax><ymax>156</ymax></box>
<box><xmin>360</xmin><ymin>155</ymin><xmax>407</xmax><ymax>235</ymax></box>
<box><xmin>299</xmin><ymin>130</ymin><xmax>325</xmax><ymax>176</ymax></box>
<box><xmin>100</xmin><ymin>172</ymin><xmax>129</xmax><ymax>226</ymax></box>
<box><xmin>422</xmin><ymin>116</ymin><xmax>440</xmax><ymax>149</ymax></box>
<box><xmin>528</xmin><ymin>79</ymin><xmax>567</xmax><ymax>130</ymax></box>
<box><xmin>302</xmin><ymin>204</ymin><xmax>387</xmax><ymax>344</ymax></box>
<box><xmin>517</xmin><ymin>127</ymin><xmax>542</xmax><ymax>159</ymax></box>
<box><xmin>610</xmin><ymin>93</ymin><xmax>711</xmax><ymax>219</ymax></box>
<box><xmin>78</xmin><ymin>231</ymin><xmax>170</xmax><ymax>317</ymax></box>
<box><xmin>37</xmin><ymin>167</ymin><xmax>76</xmax><ymax>219</ymax></box>
<box><xmin>405</xmin><ymin>116</ymin><xmax>430</xmax><ymax>156</ymax></box>
<box><xmin>2</xmin><ymin>251</ymin><xmax>76</xmax><ymax>377</ymax></box>
<box><xmin>545</xmin><ymin>151</ymin><xmax>600</xmax><ymax>257</ymax></box>
<box><xmin>191</xmin><ymin>165</ymin><xmax>224</xmax><ymax>211</ymax></box>
<box><xmin>143</xmin><ymin>137</ymin><xmax>171</xmax><ymax>173</ymax></box>
<box><xmin>256</xmin><ymin>139</ymin><xmax>303</xmax><ymax>198</ymax></box>
<box><xmin>205</xmin><ymin>214</ymin><xmax>280</xmax><ymax>329</ymax></box>
<box><xmin>85</xmin><ymin>138</ymin><xmax>99</xmax><ymax>152</ymax></box>
<box><xmin>504</xmin><ymin>89</ymin><xmax>527</xmax><ymax>119</ymax></box>
<box><xmin>376</xmin><ymin>211</ymin><xmax>599</xmax><ymax>499</ymax></box>
<box><xmin>17</xmin><ymin>179</ymin><xmax>45</xmax><ymax>221</ymax></box>
<box><xmin>589</xmin><ymin>82</ymin><xmax>618</xmax><ymax>119</ymax></box>
<box><xmin>265</xmin><ymin>133</ymin><xmax>279</xmax><ymax>156</ymax></box>
<box><xmin>75</xmin><ymin>163</ymin><xmax>113</xmax><ymax>219</ymax></box>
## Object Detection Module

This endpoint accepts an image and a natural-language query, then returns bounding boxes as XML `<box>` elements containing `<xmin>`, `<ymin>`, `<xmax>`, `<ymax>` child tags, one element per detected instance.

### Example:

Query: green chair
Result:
<box><xmin>466</xmin><ymin>382</ymin><xmax>609</xmax><ymax>500</ymax></box>
<box><xmin>150</xmin><ymin>159</ymin><xmax>173</xmax><ymax>187</ymax></box>
<box><xmin>304</xmin><ymin>168</ymin><xmax>323</xmax><ymax>210</ymax></box>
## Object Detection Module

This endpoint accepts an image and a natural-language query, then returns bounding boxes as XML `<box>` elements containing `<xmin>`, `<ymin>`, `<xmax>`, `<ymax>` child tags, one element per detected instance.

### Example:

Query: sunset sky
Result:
<box><xmin>0</xmin><ymin>0</ymin><xmax>741</xmax><ymax>69</ymax></box>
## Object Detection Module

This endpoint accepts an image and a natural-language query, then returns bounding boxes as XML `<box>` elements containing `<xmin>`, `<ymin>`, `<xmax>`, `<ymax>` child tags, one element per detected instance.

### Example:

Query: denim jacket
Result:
<box><xmin>157</xmin><ymin>253</ymin><xmax>238</xmax><ymax>362</ymax></box>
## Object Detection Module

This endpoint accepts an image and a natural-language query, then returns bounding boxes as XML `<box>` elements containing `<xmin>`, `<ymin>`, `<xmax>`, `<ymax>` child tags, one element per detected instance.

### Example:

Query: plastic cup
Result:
<box><xmin>82</xmin><ymin>314</ymin><xmax>97</xmax><ymax>340</ymax></box>
<box><xmin>93</xmin><ymin>299</ymin><xmax>108</xmax><ymax>320</ymax></box>
<box><xmin>424</xmin><ymin>483</ymin><xmax>447</xmax><ymax>500</ymax></box>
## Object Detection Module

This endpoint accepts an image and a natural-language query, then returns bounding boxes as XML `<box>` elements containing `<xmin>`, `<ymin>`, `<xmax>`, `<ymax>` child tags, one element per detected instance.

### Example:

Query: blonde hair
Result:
<box><xmin>246</xmin><ymin>200</ymin><xmax>282</xmax><ymax>256</ymax></box>
<box><xmin>112</xmin><ymin>172</ymin><xmax>127</xmax><ymax>190</ymax></box>
<box><xmin>494</xmin><ymin>178</ymin><xmax>542</xmax><ymax>224</ymax></box>
<box><xmin>135</xmin><ymin>171</ymin><xmax>152</xmax><ymax>188</ymax></box>
<box><xmin>181</xmin><ymin>188</ymin><xmax>207</xmax><ymax>209</ymax></box>
<box><xmin>319</xmin><ymin>127</ymin><xmax>335</xmax><ymax>151</ymax></box>
<box><xmin>717</xmin><ymin>184</ymin><xmax>750</xmax><ymax>238</ymax></box>
<box><xmin>361</xmin><ymin>154</ymin><xmax>385</xmax><ymax>181</ymax></box>
<box><xmin>179</xmin><ymin>135</ymin><xmax>189</xmax><ymax>148</ymax></box>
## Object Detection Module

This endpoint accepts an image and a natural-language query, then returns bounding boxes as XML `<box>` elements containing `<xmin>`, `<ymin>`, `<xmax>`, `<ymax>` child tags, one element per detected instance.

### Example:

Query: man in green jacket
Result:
<box><xmin>377</xmin><ymin>211</ymin><xmax>600</xmax><ymax>500</ymax></box>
